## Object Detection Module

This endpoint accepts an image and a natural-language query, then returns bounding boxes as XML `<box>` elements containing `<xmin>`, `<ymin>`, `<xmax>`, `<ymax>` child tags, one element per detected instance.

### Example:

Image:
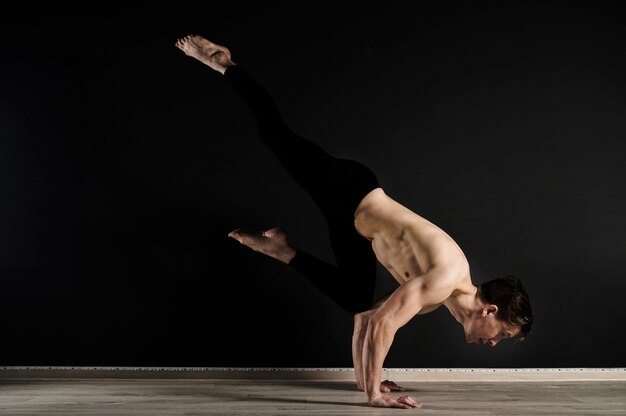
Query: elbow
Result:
<box><xmin>366</xmin><ymin>315</ymin><xmax>391</xmax><ymax>340</ymax></box>
<box><xmin>353</xmin><ymin>312</ymin><xmax>370</xmax><ymax>334</ymax></box>
<box><xmin>354</xmin><ymin>312</ymin><xmax>367</xmax><ymax>327</ymax></box>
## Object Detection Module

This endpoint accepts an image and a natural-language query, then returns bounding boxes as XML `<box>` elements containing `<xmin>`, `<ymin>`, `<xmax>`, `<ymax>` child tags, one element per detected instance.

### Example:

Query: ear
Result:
<box><xmin>482</xmin><ymin>304</ymin><xmax>499</xmax><ymax>317</ymax></box>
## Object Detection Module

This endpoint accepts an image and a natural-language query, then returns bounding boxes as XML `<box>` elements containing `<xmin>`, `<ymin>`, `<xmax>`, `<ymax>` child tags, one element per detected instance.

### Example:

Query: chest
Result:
<box><xmin>371</xmin><ymin>238</ymin><xmax>424</xmax><ymax>283</ymax></box>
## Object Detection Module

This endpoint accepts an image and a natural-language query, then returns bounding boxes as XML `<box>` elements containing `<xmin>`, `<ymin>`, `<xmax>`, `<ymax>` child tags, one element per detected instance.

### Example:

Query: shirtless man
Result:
<box><xmin>175</xmin><ymin>34</ymin><xmax>534</xmax><ymax>410</ymax></box>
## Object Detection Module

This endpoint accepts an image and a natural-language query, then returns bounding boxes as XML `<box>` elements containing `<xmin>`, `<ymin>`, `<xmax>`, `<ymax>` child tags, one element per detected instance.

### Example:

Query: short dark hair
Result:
<box><xmin>477</xmin><ymin>275</ymin><xmax>534</xmax><ymax>341</ymax></box>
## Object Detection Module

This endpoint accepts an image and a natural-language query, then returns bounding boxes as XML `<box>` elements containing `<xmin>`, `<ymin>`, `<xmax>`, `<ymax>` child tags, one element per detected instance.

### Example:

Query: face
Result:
<box><xmin>464</xmin><ymin>305</ymin><xmax>521</xmax><ymax>347</ymax></box>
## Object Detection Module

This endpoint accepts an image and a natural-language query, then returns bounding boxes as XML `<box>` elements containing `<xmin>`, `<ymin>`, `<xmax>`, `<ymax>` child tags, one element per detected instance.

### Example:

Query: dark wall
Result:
<box><xmin>1</xmin><ymin>2</ymin><xmax>625</xmax><ymax>368</ymax></box>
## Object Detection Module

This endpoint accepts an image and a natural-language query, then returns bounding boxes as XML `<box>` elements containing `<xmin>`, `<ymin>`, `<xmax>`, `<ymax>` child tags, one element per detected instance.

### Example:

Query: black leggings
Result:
<box><xmin>224</xmin><ymin>65</ymin><xmax>381</xmax><ymax>315</ymax></box>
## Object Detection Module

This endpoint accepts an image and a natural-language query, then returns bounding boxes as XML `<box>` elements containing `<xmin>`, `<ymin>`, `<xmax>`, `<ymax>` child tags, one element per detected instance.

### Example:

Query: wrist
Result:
<box><xmin>368</xmin><ymin>391</ymin><xmax>382</xmax><ymax>402</ymax></box>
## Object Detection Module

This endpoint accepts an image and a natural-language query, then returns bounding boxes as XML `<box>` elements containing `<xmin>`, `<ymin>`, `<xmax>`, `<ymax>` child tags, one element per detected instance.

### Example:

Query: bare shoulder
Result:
<box><xmin>416</xmin><ymin>263</ymin><xmax>468</xmax><ymax>306</ymax></box>
<box><xmin>371</xmin><ymin>267</ymin><xmax>461</xmax><ymax>329</ymax></box>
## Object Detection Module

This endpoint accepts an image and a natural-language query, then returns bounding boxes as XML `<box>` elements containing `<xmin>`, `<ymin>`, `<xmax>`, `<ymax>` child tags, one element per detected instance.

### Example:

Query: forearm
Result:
<box><xmin>352</xmin><ymin>327</ymin><xmax>366</xmax><ymax>389</ymax></box>
<box><xmin>363</xmin><ymin>322</ymin><xmax>395</xmax><ymax>401</ymax></box>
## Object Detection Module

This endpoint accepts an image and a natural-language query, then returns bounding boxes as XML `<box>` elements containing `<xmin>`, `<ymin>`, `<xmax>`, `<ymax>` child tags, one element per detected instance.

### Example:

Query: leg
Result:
<box><xmin>229</xmin><ymin>226</ymin><xmax>376</xmax><ymax>315</ymax></box>
<box><xmin>175</xmin><ymin>35</ymin><xmax>380</xmax><ymax>218</ymax></box>
<box><xmin>177</xmin><ymin>35</ymin><xmax>379</xmax><ymax>313</ymax></box>
<box><xmin>221</xmin><ymin>58</ymin><xmax>380</xmax><ymax>314</ymax></box>
<box><xmin>223</xmin><ymin>63</ymin><xmax>380</xmax><ymax>218</ymax></box>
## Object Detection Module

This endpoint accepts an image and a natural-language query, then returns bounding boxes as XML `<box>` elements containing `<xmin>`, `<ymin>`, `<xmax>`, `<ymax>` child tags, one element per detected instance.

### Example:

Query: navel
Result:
<box><xmin>404</xmin><ymin>271</ymin><xmax>409</xmax><ymax>278</ymax></box>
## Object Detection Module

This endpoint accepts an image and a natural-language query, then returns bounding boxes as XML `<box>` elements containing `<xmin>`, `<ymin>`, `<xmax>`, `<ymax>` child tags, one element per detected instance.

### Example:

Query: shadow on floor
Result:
<box><xmin>244</xmin><ymin>396</ymin><xmax>371</xmax><ymax>408</ymax></box>
<box><xmin>272</xmin><ymin>379</ymin><xmax>421</xmax><ymax>393</ymax></box>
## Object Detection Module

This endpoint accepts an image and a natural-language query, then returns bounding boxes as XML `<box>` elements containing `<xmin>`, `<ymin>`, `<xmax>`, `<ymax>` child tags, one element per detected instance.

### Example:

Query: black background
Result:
<box><xmin>1</xmin><ymin>1</ymin><xmax>625</xmax><ymax>368</ymax></box>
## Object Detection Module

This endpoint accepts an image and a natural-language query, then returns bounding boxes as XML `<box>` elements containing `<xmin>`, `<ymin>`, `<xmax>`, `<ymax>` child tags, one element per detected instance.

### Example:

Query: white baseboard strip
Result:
<box><xmin>1</xmin><ymin>367</ymin><xmax>625</xmax><ymax>381</ymax></box>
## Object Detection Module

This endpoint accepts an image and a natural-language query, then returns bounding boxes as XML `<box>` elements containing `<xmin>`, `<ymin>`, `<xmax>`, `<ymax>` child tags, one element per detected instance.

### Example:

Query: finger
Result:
<box><xmin>398</xmin><ymin>396</ymin><xmax>414</xmax><ymax>406</ymax></box>
<box><xmin>400</xmin><ymin>396</ymin><xmax>422</xmax><ymax>408</ymax></box>
<box><xmin>407</xmin><ymin>399</ymin><xmax>421</xmax><ymax>408</ymax></box>
<box><xmin>384</xmin><ymin>381</ymin><xmax>405</xmax><ymax>391</ymax></box>
<box><xmin>380</xmin><ymin>385</ymin><xmax>390</xmax><ymax>393</ymax></box>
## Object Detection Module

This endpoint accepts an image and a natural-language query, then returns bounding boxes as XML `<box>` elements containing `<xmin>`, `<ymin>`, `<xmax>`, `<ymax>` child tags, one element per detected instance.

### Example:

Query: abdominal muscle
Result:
<box><xmin>354</xmin><ymin>189</ymin><xmax>469</xmax><ymax>290</ymax></box>
<box><xmin>370</xmin><ymin>221</ymin><xmax>452</xmax><ymax>285</ymax></box>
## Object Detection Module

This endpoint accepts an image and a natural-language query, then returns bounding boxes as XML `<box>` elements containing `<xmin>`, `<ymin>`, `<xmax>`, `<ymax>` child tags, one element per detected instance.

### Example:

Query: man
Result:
<box><xmin>175</xmin><ymin>34</ymin><xmax>533</xmax><ymax>410</ymax></box>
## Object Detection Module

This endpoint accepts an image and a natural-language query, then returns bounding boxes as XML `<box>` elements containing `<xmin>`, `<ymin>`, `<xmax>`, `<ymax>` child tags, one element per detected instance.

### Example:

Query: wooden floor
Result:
<box><xmin>1</xmin><ymin>378</ymin><xmax>625</xmax><ymax>415</ymax></box>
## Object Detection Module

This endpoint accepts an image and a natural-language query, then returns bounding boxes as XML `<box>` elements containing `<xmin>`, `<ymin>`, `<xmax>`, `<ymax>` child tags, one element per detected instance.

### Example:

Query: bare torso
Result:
<box><xmin>354</xmin><ymin>188</ymin><xmax>474</xmax><ymax>314</ymax></box>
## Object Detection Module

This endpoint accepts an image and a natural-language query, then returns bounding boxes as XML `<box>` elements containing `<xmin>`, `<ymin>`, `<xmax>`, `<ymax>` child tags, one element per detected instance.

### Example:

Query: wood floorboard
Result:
<box><xmin>0</xmin><ymin>379</ymin><xmax>625</xmax><ymax>415</ymax></box>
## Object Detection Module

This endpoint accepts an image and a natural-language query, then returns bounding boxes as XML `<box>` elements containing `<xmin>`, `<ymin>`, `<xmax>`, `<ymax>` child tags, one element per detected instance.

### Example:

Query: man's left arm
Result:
<box><xmin>354</xmin><ymin>291</ymin><xmax>408</xmax><ymax>392</ymax></box>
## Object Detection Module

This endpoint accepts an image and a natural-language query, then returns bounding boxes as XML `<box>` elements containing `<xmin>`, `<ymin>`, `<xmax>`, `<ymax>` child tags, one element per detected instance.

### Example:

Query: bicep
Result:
<box><xmin>371</xmin><ymin>273</ymin><xmax>451</xmax><ymax>331</ymax></box>
<box><xmin>371</xmin><ymin>278</ymin><xmax>426</xmax><ymax>331</ymax></box>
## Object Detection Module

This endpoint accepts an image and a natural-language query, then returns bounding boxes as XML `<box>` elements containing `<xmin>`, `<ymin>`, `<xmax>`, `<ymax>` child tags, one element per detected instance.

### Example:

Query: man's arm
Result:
<box><xmin>363</xmin><ymin>269</ymin><xmax>452</xmax><ymax>408</ymax></box>
<box><xmin>353</xmin><ymin>289</ymin><xmax>398</xmax><ymax>389</ymax></box>
<box><xmin>354</xmin><ymin>290</ymin><xmax>409</xmax><ymax>392</ymax></box>
<box><xmin>352</xmin><ymin>309</ymin><xmax>374</xmax><ymax>390</ymax></box>
<box><xmin>354</xmin><ymin>317</ymin><xmax>409</xmax><ymax>392</ymax></box>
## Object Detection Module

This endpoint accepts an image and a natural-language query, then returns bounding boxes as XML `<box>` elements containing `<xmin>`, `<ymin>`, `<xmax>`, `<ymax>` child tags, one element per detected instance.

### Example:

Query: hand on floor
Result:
<box><xmin>380</xmin><ymin>379</ymin><xmax>406</xmax><ymax>392</ymax></box>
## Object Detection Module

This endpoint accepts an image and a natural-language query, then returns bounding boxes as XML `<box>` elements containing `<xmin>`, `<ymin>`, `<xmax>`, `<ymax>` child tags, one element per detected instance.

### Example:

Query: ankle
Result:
<box><xmin>218</xmin><ymin>61</ymin><xmax>236</xmax><ymax>75</ymax></box>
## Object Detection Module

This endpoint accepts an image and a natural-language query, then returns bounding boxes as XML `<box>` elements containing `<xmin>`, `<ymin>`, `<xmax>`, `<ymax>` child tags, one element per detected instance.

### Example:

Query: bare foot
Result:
<box><xmin>175</xmin><ymin>34</ymin><xmax>235</xmax><ymax>74</ymax></box>
<box><xmin>228</xmin><ymin>227</ymin><xmax>296</xmax><ymax>264</ymax></box>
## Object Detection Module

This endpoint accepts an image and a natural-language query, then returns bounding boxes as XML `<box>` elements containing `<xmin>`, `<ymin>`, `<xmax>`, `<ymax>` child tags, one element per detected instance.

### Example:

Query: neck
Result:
<box><xmin>443</xmin><ymin>285</ymin><xmax>481</xmax><ymax>326</ymax></box>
